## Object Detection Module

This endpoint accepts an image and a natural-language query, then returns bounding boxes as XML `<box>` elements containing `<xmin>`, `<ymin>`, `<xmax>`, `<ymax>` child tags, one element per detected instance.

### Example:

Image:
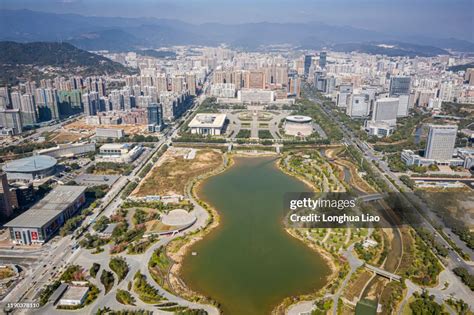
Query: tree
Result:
<box><xmin>116</xmin><ymin>289</ymin><xmax>136</xmax><ymax>305</ymax></box>
<box><xmin>90</xmin><ymin>263</ymin><xmax>101</xmax><ymax>278</ymax></box>
<box><xmin>100</xmin><ymin>270</ymin><xmax>115</xmax><ymax>294</ymax></box>
<box><xmin>109</xmin><ymin>257</ymin><xmax>129</xmax><ymax>283</ymax></box>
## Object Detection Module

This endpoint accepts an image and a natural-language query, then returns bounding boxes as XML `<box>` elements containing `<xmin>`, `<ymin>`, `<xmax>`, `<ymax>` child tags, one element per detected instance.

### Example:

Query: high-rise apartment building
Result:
<box><xmin>0</xmin><ymin>109</ymin><xmax>23</xmax><ymax>134</ymax></box>
<box><xmin>186</xmin><ymin>74</ymin><xmax>197</xmax><ymax>96</ymax></box>
<box><xmin>20</xmin><ymin>94</ymin><xmax>37</xmax><ymax>125</ymax></box>
<box><xmin>82</xmin><ymin>92</ymin><xmax>99</xmax><ymax>116</ymax></box>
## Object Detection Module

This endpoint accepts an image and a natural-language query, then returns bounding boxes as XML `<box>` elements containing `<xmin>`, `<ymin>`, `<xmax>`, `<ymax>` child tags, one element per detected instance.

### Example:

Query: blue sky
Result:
<box><xmin>1</xmin><ymin>0</ymin><xmax>473</xmax><ymax>40</ymax></box>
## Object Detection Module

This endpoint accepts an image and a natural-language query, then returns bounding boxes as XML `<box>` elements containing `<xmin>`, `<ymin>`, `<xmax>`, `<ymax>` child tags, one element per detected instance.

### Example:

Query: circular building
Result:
<box><xmin>161</xmin><ymin>209</ymin><xmax>196</xmax><ymax>227</ymax></box>
<box><xmin>284</xmin><ymin>115</ymin><xmax>313</xmax><ymax>136</ymax></box>
<box><xmin>2</xmin><ymin>155</ymin><xmax>57</xmax><ymax>181</ymax></box>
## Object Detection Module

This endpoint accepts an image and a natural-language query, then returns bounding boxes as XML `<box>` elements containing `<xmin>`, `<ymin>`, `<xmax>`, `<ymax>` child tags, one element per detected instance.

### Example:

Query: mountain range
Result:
<box><xmin>0</xmin><ymin>41</ymin><xmax>133</xmax><ymax>85</ymax></box>
<box><xmin>1</xmin><ymin>9</ymin><xmax>473</xmax><ymax>55</ymax></box>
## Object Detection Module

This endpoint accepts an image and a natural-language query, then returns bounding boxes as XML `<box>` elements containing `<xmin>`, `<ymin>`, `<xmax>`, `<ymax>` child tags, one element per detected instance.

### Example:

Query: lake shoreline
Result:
<box><xmin>166</xmin><ymin>152</ymin><xmax>337</xmax><ymax>314</ymax></box>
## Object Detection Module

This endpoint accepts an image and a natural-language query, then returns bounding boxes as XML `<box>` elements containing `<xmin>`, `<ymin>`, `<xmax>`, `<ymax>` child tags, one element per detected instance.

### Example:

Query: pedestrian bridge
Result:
<box><xmin>365</xmin><ymin>264</ymin><xmax>401</xmax><ymax>282</ymax></box>
<box><xmin>358</xmin><ymin>194</ymin><xmax>385</xmax><ymax>202</ymax></box>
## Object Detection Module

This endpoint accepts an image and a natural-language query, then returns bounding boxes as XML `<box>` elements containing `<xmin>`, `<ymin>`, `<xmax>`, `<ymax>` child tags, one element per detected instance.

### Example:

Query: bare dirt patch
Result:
<box><xmin>63</xmin><ymin>117</ymin><xmax>147</xmax><ymax>134</ymax></box>
<box><xmin>133</xmin><ymin>148</ymin><xmax>223</xmax><ymax>197</ymax></box>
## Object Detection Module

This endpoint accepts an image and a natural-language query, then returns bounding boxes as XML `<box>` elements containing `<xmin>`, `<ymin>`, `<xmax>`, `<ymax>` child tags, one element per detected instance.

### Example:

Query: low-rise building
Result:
<box><xmin>188</xmin><ymin>113</ymin><xmax>227</xmax><ymax>136</ymax></box>
<box><xmin>364</xmin><ymin>121</ymin><xmax>394</xmax><ymax>138</ymax></box>
<box><xmin>401</xmin><ymin>149</ymin><xmax>464</xmax><ymax>167</ymax></box>
<box><xmin>5</xmin><ymin>185</ymin><xmax>87</xmax><ymax>245</ymax></box>
<box><xmin>35</xmin><ymin>142</ymin><xmax>96</xmax><ymax>158</ymax></box>
<box><xmin>95</xmin><ymin>128</ymin><xmax>125</xmax><ymax>139</ymax></box>
<box><xmin>284</xmin><ymin>115</ymin><xmax>313</xmax><ymax>136</ymax></box>
<box><xmin>2</xmin><ymin>155</ymin><xmax>57</xmax><ymax>181</ymax></box>
<box><xmin>58</xmin><ymin>285</ymin><xmax>89</xmax><ymax>306</ymax></box>
<box><xmin>97</xmin><ymin>143</ymin><xmax>143</xmax><ymax>163</ymax></box>
<box><xmin>455</xmin><ymin>148</ymin><xmax>474</xmax><ymax>170</ymax></box>
<box><xmin>237</xmin><ymin>89</ymin><xmax>275</xmax><ymax>103</ymax></box>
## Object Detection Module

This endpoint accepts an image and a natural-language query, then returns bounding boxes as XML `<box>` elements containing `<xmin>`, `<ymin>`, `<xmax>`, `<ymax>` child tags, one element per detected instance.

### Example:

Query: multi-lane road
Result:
<box><xmin>2</xmin><ymin>84</ymin><xmax>209</xmax><ymax>314</ymax></box>
<box><xmin>304</xmin><ymin>87</ymin><xmax>473</xmax><ymax>274</ymax></box>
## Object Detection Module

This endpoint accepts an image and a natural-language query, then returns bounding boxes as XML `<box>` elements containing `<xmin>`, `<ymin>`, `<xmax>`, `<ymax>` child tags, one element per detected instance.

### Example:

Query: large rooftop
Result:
<box><xmin>4</xmin><ymin>185</ymin><xmax>87</xmax><ymax>228</ymax></box>
<box><xmin>188</xmin><ymin>113</ymin><xmax>227</xmax><ymax>128</ymax></box>
<box><xmin>36</xmin><ymin>185</ymin><xmax>87</xmax><ymax>206</ymax></box>
<box><xmin>99</xmin><ymin>143</ymin><xmax>131</xmax><ymax>150</ymax></box>
<box><xmin>2</xmin><ymin>155</ymin><xmax>57</xmax><ymax>173</ymax></box>
<box><xmin>285</xmin><ymin>115</ymin><xmax>312</xmax><ymax>123</ymax></box>
<box><xmin>60</xmin><ymin>285</ymin><xmax>89</xmax><ymax>302</ymax></box>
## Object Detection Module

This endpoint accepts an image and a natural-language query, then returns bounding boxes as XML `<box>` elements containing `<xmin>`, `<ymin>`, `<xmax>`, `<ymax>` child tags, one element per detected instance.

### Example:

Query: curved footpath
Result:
<box><xmin>34</xmin><ymin>186</ymin><xmax>219</xmax><ymax>315</ymax></box>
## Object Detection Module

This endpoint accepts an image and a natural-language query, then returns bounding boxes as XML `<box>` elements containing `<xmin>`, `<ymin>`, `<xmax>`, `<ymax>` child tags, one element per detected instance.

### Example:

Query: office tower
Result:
<box><xmin>425</xmin><ymin>125</ymin><xmax>458</xmax><ymax>161</ymax></box>
<box><xmin>0</xmin><ymin>109</ymin><xmax>23</xmax><ymax>134</ymax></box>
<box><xmin>336</xmin><ymin>84</ymin><xmax>353</xmax><ymax>108</ymax></box>
<box><xmin>372</xmin><ymin>98</ymin><xmax>399</xmax><ymax>126</ymax></box>
<box><xmin>319</xmin><ymin>52</ymin><xmax>327</xmax><ymax>69</ymax></box>
<box><xmin>315</xmin><ymin>75</ymin><xmax>331</xmax><ymax>93</ymax></box>
<box><xmin>0</xmin><ymin>172</ymin><xmax>13</xmax><ymax>218</ymax></box>
<box><xmin>389</xmin><ymin>76</ymin><xmax>411</xmax><ymax>96</ymax></box>
<box><xmin>20</xmin><ymin>94</ymin><xmax>37</xmax><ymax>125</ymax></box>
<box><xmin>82</xmin><ymin>92</ymin><xmax>99</xmax><ymax>116</ymax></box>
<box><xmin>347</xmin><ymin>94</ymin><xmax>370</xmax><ymax>117</ymax></box>
<box><xmin>304</xmin><ymin>55</ymin><xmax>312</xmax><ymax>75</ymax></box>
<box><xmin>288</xmin><ymin>76</ymin><xmax>301</xmax><ymax>98</ymax></box>
<box><xmin>397</xmin><ymin>95</ymin><xmax>409</xmax><ymax>117</ymax></box>
<box><xmin>146</xmin><ymin>103</ymin><xmax>163</xmax><ymax>132</ymax></box>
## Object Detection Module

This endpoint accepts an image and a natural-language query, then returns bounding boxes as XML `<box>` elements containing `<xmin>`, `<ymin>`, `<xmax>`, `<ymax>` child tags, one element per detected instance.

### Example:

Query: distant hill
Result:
<box><xmin>136</xmin><ymin>49</ymin><xmax>177</xmax><ymax>59</ymax></box>
<box><xmin>330</xmin><ymin>42</ymin><xmax>450</xmax><ymax>57</ymax></box>
<box><xmin>1</xmin><ymin>9</ymin><xmax>473</xmax><ymax>53</ymax></box>
<box><xmin>0</xmin><ymin>41</ymin><xmax>134</xmax><ymax>85</ymax></box>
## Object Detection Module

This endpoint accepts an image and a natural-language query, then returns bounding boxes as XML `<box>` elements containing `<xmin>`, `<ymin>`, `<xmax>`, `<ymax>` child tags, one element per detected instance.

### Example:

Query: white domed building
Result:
<box><xmin>284</xmin><ymin>115</ymin><xmax>313</xmax><ymax>136</ymax></box>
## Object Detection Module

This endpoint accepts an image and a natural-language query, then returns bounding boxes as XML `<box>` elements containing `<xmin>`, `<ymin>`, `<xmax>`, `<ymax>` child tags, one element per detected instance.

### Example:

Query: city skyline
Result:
<box><xmin>0</xmin><ymin>2</ymin><xmax>473</xmax><ymax>314</ymax></box>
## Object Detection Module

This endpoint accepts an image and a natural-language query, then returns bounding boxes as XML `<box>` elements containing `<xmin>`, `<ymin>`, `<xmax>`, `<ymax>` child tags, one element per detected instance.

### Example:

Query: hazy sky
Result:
<box><xmin>1</xmin><ymin>0</ymin><xmax>473</xmax><ymax>41</ymax></box>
